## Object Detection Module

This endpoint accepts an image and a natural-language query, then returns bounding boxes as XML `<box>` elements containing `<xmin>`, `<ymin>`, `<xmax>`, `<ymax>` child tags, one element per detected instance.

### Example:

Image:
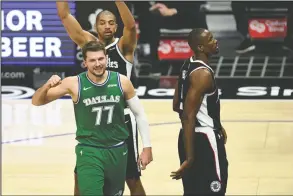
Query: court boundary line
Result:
<box><xmin>2</xmin><ymin>119</ymin><xmax>293</xmax><ymax>144</ymax></box>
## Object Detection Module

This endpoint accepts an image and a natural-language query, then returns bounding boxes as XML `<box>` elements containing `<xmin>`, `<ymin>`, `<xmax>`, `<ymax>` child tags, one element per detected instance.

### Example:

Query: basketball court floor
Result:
<box><xmin>2</xmin><ymin>99</ymin><xmax>293</xmax><ymax>195</ymax></box>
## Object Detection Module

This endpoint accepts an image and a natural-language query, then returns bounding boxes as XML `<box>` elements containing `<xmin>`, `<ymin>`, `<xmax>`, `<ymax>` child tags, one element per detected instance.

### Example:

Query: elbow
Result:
<box><xmin>182</xmin><ymin>113</ymin><xmax>194</xmax><ymax>123</ymax></box>
<box><xmin>31</xmin><ymin>97</ymin><xmax>45</xmax><ymax>106</ymax></box>
<box><xmin>31</xmin><ymin>98</ymin><xmax>41</xmax><ymax>106</ymax></box>
<box><xmin>126</xmin><ymin>24</ymin><xmax>136</xmax><ymax>32</ymax></box>
<box><xmin>173</xmin><ymin>106</ymin><xmax>179</xmax><ymax>113</ymax></box>
<box><xmin>173</xmin><ymin>102</ymin><xmax>179</xmax><ymax>112</ymax></box>
<box><xmin>58</xmin><ymin>12</ymin><xmax>69</xmax><ymax>21</ymax></box>
<box><xmin>31</xmin><ymin>99</ymin><xmax>40</xmax><ymax>106</ymax></box>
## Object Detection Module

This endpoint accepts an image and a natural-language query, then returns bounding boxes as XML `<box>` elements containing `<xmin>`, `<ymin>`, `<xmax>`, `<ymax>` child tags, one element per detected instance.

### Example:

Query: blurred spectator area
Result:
<box><xmin>132</xmin><ymin>1</ymin><xmax>293</xmax><ymax>78</ymax></box>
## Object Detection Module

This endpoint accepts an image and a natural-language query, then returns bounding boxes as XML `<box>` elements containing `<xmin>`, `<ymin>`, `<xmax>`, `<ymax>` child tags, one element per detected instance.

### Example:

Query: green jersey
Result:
<box><xmin>74</xmin><ymin>71</ymin><xmax>129</xmax><ymax>147</ymax></box>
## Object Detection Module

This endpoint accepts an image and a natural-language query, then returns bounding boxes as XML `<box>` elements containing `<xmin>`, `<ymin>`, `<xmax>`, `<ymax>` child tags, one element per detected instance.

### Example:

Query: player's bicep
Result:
<box><xmin>183</xmin><ymin>83</ymin><xmax>203</xmax><ymax>119</ymax></box>
<box><xmin>45</xmin><ymin>77</ymin><xmax>74</xmax><ymax>103</ymax></box>
<box><xmin>183</xmin><ymin>69</ymin><xmax>213</xmax><ymax>118</ymax></box>
<box><xmin>120</xmin><ymin>74</ymin><xmax>136</xmax><ymax>100</ymax></box>
<box><xmin>45</xmin><ymin>85</ymin><xmax>68</xmax><ymax>103</ymax></box>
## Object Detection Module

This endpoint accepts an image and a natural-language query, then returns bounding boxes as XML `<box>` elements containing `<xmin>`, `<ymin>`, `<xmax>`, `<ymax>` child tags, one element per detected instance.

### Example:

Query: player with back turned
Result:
<box><xmin>171</xmin><ymin>28</ymin><xmax>229</xmax><ymax>195</ymax></box>
<box><xmin>56</xmin><ymin>1</ymin><xmax>152</xmax><ymax>195</ymax></box>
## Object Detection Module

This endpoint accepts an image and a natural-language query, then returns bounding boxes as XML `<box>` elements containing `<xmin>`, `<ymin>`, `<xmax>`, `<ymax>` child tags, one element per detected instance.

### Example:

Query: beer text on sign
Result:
<box><xmin>1</xmin><ymin>10</ymin><xmax>62</xmax><ymax>58</ymax></box>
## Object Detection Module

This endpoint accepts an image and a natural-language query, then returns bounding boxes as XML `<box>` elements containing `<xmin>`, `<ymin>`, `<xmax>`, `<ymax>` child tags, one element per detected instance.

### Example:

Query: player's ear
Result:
<box><xmin>83</xmin><ymin>60</ymin><xmax>87</xmax><ymax>68</ymax></box>
<box><xmin>114</xmin><ymin>23</ymin><xmax>118</xmax><ymax>33</ymax></box>
<box><xmin>94</xmin><ymin>20</ymin><xmax>98</xmax><ymax>32</ymax></box>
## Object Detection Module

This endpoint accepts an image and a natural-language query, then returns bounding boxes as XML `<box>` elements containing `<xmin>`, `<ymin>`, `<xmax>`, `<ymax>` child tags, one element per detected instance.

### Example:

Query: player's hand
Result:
<box><xmin>149</xmin><ymin>3</ymin><xmax>177</xmax><ymax>17</ymax></box>
<box><xmin>138</xmin><ymin>147</ymin><xmax>153</xmax><ymax>170</ymax></box>
<box><xmin>221</xmin><ymin>126</ymin><xmax>227</xmax><ymax>144</ymax></box>
<box><xmin>170</xmin><ymin>158</ymin><xmax>193</xmax><ymax>180</ymax></box>
<box><xmin>46</xmin><ymin>75</ymin><xmax>62</xmax><ymax>88</ymax></box>
<box><xmin>149</xmin><ymin>3</ymin><xmax>166</xmax><ymax>11</ymax></box>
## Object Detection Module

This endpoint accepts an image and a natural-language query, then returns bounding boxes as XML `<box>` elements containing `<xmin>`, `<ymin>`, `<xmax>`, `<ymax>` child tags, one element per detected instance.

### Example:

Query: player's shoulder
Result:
<box><xmin>189</xmin><ymin>60</ymin><xmax>213</xmax><ymax>75</ymax></box>
<box><xmin>181</xmin><ymin>57</ymin><xmax>205</xmax><ymax>71</ymax></box>
<box><xmin>117</xmin><ymin>73</ymin><xmax>129</xmax><ymax>82</ymax></box>
<box><xmin>189</xmin><ymin>67</ymin><xmax>213</xmax><ymax>87</ymax></box>
<box><xmin>116</xmin><ymin>73</ymin><xmax>132</xmax><ymax>91</ymax></box>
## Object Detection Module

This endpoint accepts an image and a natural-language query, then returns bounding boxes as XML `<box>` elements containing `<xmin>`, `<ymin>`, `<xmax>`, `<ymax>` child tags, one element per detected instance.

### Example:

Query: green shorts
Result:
<box><xmin>75</xmin><ymin>142</ymin><xmax>128</xmax><ymax>196</ymax></box>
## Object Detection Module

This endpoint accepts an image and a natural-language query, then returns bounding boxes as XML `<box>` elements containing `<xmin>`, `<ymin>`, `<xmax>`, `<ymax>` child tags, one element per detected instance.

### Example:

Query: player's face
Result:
<box><xmin>96</xmin><ymin>14</ymin><xmax>117</xmax><ymax>41</ymax></box>
<box><xmin>202</xmin><ymin>31</ymin><xmax>219</xmax><ymax>55</ymax></box>
<box><xmin>84</xmin><ymin>51</ymin><xmax>107</xmax><ymax>77</ymax></box>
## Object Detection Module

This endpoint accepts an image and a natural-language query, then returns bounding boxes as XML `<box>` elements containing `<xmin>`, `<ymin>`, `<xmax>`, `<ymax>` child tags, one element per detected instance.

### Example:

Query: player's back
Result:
<box><xmin>178</xmin><ymin>57</ymin><xmax>222</xmax><ymax>130</ymax></box>
<box><xmin>105</xmin><ymin>38</ymin><xmax>133</xmax><ymax>79</ymax></box>
<box><xmin>74</xmin><ymin>71</ymin><xmax>129</xmax><ymax>147</ymax></box>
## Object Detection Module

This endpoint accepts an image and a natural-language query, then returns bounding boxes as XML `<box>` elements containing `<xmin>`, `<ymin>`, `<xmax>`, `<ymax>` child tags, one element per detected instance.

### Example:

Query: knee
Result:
<box><xmin>126</xmin><ymin>178</ymin><xmax>146</xmax><ymax>196</ymax></box>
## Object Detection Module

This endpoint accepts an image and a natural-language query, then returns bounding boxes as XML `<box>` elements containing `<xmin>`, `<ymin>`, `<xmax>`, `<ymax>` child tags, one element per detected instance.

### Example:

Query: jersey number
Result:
<box><xmin>92</xmin><ymin>105</ymin><xmax>114</xmax><ymax>125</ymax></box>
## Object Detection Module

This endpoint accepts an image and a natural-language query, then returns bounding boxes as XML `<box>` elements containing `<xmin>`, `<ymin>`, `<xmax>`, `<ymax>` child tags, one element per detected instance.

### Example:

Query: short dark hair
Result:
<box><xmin>82</xmin><ymin>41</ymin><xmax>106</xmax><ymax>60</ymax></box>
<box><xmin>96</xmin><ymin>10</ymin><xmax>117</xmax><ymax>23</ymax></box>
<box><xmin>187</xmin><ymin>28</ymin><xmax>206</xmax><ymax>53</ymax></box>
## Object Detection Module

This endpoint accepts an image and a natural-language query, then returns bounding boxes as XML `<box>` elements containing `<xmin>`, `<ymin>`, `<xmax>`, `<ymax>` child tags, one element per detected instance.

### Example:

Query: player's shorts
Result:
<box><xmin>75</xmin><ymin>141</ymin><xmax>128</xmax><ymax>195</ymax></box>
<box><xmin>124</xmin><ymin>108</ymin><xmax>141</xmax><ymax>179</ymax></box>
<box><xmin>74</xmin><ymin>108</ymin><xmax>141</xmax><ymax>180</ymax></box>
<box><xmin>178</xmin><ymin>127</ymin><xmax>228</xmax><ymax>195</ymax></box>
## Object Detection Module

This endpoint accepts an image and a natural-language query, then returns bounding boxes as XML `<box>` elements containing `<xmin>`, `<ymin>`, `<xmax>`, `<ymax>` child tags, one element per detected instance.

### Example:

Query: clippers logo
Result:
<box><xmin>210</xmin><ymin>181</ymin><xmax>221</xmax><ymax>192</ymax></box>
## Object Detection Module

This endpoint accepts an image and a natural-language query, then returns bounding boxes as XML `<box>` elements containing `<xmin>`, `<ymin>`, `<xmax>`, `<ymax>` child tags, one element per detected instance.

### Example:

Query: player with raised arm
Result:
<box><xmin>56</xmin><ymin>2</ymin><xmax>151</xmax><ymax>195</ymax></box>
<box><xmin>32</xmin><ymin>41</ymin><xmax>152</xmax><ymax>196</ymax></box>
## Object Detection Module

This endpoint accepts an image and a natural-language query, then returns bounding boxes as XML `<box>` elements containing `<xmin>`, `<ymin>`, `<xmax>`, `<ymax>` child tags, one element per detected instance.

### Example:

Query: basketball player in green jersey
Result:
<box><xmin>32</xmin><ymin>41</ymin><xmax>152</xmax><ymax>195</ymax></box>
<box><xmin>56</xmin><ymin>2</ymin><xmax>151</xmax><ymax>195</ymax></box>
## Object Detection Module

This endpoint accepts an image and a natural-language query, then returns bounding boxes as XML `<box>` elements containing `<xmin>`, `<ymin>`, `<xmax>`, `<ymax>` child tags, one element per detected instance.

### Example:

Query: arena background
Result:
<box><xmin>2</xmin><ymin>1</ymin><xmax>293</xmax><ymax>195</ymax></box>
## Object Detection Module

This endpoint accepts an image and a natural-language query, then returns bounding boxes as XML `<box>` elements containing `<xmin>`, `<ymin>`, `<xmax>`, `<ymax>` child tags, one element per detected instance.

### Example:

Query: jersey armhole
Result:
<box><xmin>189</xmin><ymin>66</ymin><xmax>216</xmax><ymax>96</ymax></box>
<box><xmin>189</xmin><ymin>66</ymin><xmax>208</xmax><ymax>76</ymax></box>
<box><xmin>117</xmin><ymin>72</ymin><xmax>124</xmax><ymax>96</ymax></box>
<box><xmin>116</xmin><ymin>39</ymin><xmax>134</xmax><ymax>66</ymax></box>
<box><xmin>73</xmin><ymin>75</ymin><xmax>81</xmax><ymax>104</ymax></box>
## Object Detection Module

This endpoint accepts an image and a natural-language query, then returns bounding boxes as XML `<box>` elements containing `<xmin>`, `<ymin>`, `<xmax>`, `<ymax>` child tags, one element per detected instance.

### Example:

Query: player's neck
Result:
<box><xmin>192</xmin><ymin>53</ymin><xmax>209</xmax><ymax>64</ymax></box>
<box><xmin>99</xmin><ymin>37</ymin><xmax>116</xmax><ymax>47</ymax></box>
<box><xmin>87</xmin><ymin>70</ymin><xmax>109</xmax><ymax>84</ymax></box>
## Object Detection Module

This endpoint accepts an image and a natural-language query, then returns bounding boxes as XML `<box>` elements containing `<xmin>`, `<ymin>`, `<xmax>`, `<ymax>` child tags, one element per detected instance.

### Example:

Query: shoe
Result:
<box><xmin>235</xmin><ymin>38</ymin><xmax>256</xmax><ymax>54</ymax></box>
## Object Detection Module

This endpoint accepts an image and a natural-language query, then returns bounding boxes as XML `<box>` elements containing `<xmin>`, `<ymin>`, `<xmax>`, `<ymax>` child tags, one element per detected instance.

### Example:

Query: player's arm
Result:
<box><xmin>56</xmin><ymin>1</ymin><xmax>96</xmax><ymax>47</ymax></box>
<box><xmin>182</xmin><ymin>69</ymin><xmax>214</xmax><ymax>164</ymax></box>
<box><xmin>32</xmin><ymin>75</ymin><xmax>77</xmax><ymax>106</ymax></box>
<box><xmin>120</xmin><ymin>74</ymin><xmax>151</xmax><ymax>148</ymax></box>
<box><xmin>221</xmin><ymin>125</ymin><xmax>227</xmax><ymax>144</ymax></box>
<box><xmin>120</xmin><ymin>74</ymin><xmax>153</xmax><ymax>169</ymax></box>
<box><xmin>115</xmin><ymin>1</ymin><xmax>137</xmax><ymax>58</ymax></box>
<box><xmin>173</xmin><ymin>79</ymin><xmax>180</xmax><ymax>113</ymax></box>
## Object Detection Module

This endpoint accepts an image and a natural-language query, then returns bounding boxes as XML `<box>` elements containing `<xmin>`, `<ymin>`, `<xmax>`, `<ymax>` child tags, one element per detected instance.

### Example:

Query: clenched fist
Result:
<box><xmin>46</xmin><ymin>75</ymin><xmax>62</xmax><ymax>88</ymax></box>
